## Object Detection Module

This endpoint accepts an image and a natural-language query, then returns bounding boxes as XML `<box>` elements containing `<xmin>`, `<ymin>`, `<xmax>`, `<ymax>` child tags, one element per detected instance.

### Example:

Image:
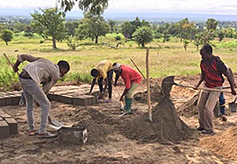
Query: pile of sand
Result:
<box><xmin>134</xmin><ymin>83</ymin><xmax>162</xmax><ymax>103</ymax></box>
<box><xmin>72</xmin><ymin>108</ymin><xmax>113</xmax><ymax>144</ymax></box>
<box><xmin>177</xmin><ymin>92</ymin><xmax>199</xmax><ymax>117</ymax></box>
<box><xmin>200</xmin><ymin>126</ymin><xmax>237</xmax><ymax>161</ymax></box>
<box><xmin>122</xmin><ymin>82</ymin><xmax>197</xmax><ymax>143</ymax></box>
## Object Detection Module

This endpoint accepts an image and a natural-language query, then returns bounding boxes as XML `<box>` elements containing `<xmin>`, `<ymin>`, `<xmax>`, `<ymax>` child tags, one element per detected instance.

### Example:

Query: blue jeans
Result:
<box><xmin>20</xmin><ymin>78</ymin><xmax>51</xmax><ymax>133</ymax></box>
<box><xmin>219</xmin><ymin>92</ymin><xmax>225</xmax><ymax>115</ymax></box>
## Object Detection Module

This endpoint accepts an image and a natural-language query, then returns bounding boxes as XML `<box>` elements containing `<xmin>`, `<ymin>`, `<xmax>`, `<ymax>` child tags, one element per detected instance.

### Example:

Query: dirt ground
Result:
<box><xmin>1</xmin><ymin>75</ymin><xmax>237</xmax><ymax>164</ymax></box>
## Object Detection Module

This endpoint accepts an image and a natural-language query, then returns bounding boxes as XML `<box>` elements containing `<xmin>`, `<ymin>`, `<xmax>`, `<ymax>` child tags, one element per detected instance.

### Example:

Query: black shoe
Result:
<box><xmin>201</xmin><ymin>130</ymin><xmax>213</xmax><ymax>134</ymax></box>
<box><xmin>221</xmin><ymin>116</ymin><xmax>227</xmax><ymax>121</ymax></box>
<box><xmin>196</xmin><ymin>127</ymin><xmax>204</xmax><ymax>131</ymax></box>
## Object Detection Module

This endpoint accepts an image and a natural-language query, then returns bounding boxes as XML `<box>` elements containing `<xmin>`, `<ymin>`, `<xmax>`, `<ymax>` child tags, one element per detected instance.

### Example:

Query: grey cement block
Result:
<box><xmin>0</xmin><ymin>113</ymin><xmax>11</xmax><ymax>119</ymax></box>
<box><xmin>12</xmin><ymin>96</ymin><xmax>21</xmax><ymax>106</ymax></box>
<box><xmin>58</xmin><ymin>127</ymin><xmax>88</xmax><ymax>144</ymax></box>
<box><xmin>0</xmin><ymin>97</ymin><xmax>5</xmax><ymax>106</ymax></box>
<box><xmin>72</xmin><ymin>95</ymin><xmax>95</xmax><ymax>106</ymax></box>
<box><xmin>60</xmin><ymin>95</ymin><xmax>73</xmax><ymax>104</ymax></box>
<box><xmin>48</xmin><ymin>93</ymin><xmax>60</xmax><ymax>102</ymax></box>
<box><xmin>0</xmin><ymin>117</ymin><xmax>3</xmax><ymax>121</ymax></box>
<box><xmin>0</xmin><ymin>120</ymin><xmax>10</xmax><ymax>139</ymax></box>
<box><xmin>5</xmin><ymin>118</ymin><xmax>18</xmax><ymax>134</ymax></box>
<box><xmin>4</xmin><ymin>96</ymin><xmax>13</xmax><ymax>106</ymax></box>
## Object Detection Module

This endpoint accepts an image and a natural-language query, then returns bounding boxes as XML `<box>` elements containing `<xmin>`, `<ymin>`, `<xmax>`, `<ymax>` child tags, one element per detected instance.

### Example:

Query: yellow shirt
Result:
<box><xmin>96</xmin><ymin>60</ymin><xmax>112</xmax><ymax>79</ymax></box>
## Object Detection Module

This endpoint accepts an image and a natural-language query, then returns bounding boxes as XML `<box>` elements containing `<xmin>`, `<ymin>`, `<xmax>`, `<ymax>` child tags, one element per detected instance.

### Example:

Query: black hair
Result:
<box><xmin>201</xmin><ymin>43</ymin><xmax>213</xmax><ymax>54</ymax></box>
<box><xmin>112</xmin><ymin>62</ymin><xmax>117</xmax><ymax>67</ymax></box>
<box><xmin>57</xmin><ymin>60</ymin><xmax>70</xmax><ymax>72</ymax></box>
<box><xmin>91</xmin><ymin>68</ymin><xmax>99</xmax><ymax>77</ymax></box>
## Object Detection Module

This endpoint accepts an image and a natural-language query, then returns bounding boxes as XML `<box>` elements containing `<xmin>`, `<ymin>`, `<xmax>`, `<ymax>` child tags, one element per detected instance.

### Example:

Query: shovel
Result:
<box><xmin>162</xmin><ymin>76</ymin><xmax>232</xmax><ymax>93</ymax></box>
<box><xmin>48</xmin><ymin>116</ymin><xmax>64</xmax><ymax>129</ymax></box>
<box><xmin>228</xmin><ymin>96</ymin><xmax>237</xmax><ymax>112</ymax></box>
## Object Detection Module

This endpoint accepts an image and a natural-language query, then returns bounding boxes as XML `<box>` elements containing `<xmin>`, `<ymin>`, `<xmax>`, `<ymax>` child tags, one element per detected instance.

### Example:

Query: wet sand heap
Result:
<box><xmin>124</xmin><ymin>77</ymin><xmax>196</xmax><ymax>143</ymax></box>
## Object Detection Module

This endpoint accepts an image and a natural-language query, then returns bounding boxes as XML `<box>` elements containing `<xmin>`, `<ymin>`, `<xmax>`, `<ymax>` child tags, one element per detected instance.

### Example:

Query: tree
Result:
<box><xmin>108</xmin><ymin>19</ymin><xmax>115</xmax><ymax>33</ymax></box>
<box><xmin>163</xmin><ymin>32</ymin><xmax>170</xmax><ymax>42</ymax></box>
<box><xmin>66</xmin><ymin>36</ymin><xmax>79</xmax><ymax>50</ymax></box>
<box><xmin>65</xmin><ymin>21</ymin><xmax>79</xmax><ymax>36</ymax></box>
<box><xmin>193</xmin><ymin>34</ymin><xmax>202</xmax><ymax>50</ymax></box>
<box><xmin>121</xmin><ymin>21</ymin><xmax>134</xmax><ymax>41</ymax></box>
<box><xmin>57</xmin><ymin>0</ymin><xmax>109</xmax><ymax>15</ymax></box>
<box><xmin>31</xmin><ymin>8</ymin><xmax>66</xmax><ymax>49</ymax></box>
<box><xmin>183</xmin><ymin>40</ymin><xmax>189</xmax><ymax>51</ymax></box>
<box><xmin>132</xmin><ymin>26</ymin><xmax>153</xmax><ymax>47</ymax></box>
<box><xmin>1</xmin><ymin>29</ymin><xmax>13</xmax><ymax>45</ymax></box>
<box><xmin>76</xmin><ymin>13</ymin><xmax>109</xmax><ymax>44</ymax></box>
<box><xmin>218</xmin><ymin>30</ymin><xmax>225</xmax><ymax>41</ymax></box>
<box><xmin>206</xmin><ymin>18</ymin><xmax>218</xmax><ymax>31</ymax></box>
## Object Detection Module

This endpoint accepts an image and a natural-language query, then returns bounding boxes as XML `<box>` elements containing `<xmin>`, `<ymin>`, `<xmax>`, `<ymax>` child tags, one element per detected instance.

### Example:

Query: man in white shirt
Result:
<box><xmin>13</xmin><ymin>54</ymin><xmax>70</xmax><ymax>138</ymax></box>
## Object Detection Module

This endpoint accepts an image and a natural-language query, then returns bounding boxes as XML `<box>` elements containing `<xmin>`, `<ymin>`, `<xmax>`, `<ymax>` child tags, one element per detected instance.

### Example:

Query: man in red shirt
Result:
<box><xmin>113</xmin><ymin>63</ymin><xmax>142</xmax><ymax>114</ymax></box>
<box><xmin>195</xmin><ymin>44</ymin><xmax>236</xmax><ymax>134</ymax></box>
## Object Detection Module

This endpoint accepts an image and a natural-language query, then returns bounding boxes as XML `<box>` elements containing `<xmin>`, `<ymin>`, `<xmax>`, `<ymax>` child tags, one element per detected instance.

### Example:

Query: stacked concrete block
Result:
<box><xmin>0</xmin><ymin>91</ymin><xmax>21</xmax><ymax>106</ymax></box>
<box><xmin>60</xmin><ymin>94</ymin><xmax>73</xmax><ymax>104</ymax></box>
<box><xmin>0</xmin><ymin>96</ymin><xmax>5</xmax><ymax>106</ymax></box>
<box><xmin>0</xmin><ymin>85</ymin><xmax>99</xmax><ymax>106</ymax></box>
<box><xmin>5</xmin><ymin>118</ymin><xmax>18</xmax><ymax>134</ymax></box>
<box><xmin>0</xmin><ymin>113</ymin><xmax>11</xmax><ymax>119</ymax></box>
<box><xmin>0</xmin><ymin>112</ymin><xmax>18</xmax><ymax>138</ymax></box>
<box><xmin>0</xmin><ymin>120</ymin><xmax>10</xmax><ymax>139</ymax></box>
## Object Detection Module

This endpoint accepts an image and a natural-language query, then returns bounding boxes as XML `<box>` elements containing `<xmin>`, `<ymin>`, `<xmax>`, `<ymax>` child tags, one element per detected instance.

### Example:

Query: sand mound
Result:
<box><xmin>72</xmin><ymin>108</ymin><xmax>113</xmax><ymax>144</ymax></box>
<box><xmin>122</xmin><ymin>82</ymin><xmax>196</xmax><ymax>143</ymax></box>
<box><xmin>200</xmin><ymin>126</ymin><xmax>237</xmax><ymax>161</ymax></box>
<box><xmin>134</xmin><ymin>83</ymin><xmax>162</xmax><ymax>103</ymax></box>
<box><xmin>177</xmin><ymin>92</ymin><xmax>199</xmax><ymax>117</ymax></box>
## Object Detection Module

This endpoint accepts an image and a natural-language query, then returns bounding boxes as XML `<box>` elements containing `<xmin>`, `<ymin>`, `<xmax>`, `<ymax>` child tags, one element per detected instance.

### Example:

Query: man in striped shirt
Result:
<box><xmin>195</xmin><ymin>44</ymin><xmax>236</xmax><ymax>134</ymax></box>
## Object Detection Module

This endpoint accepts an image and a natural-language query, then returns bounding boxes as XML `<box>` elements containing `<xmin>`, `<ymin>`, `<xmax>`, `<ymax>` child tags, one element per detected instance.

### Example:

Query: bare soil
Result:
<box><xmin>1</xmin><ymin>75</ymin><xmax>237</xmax><ymax>164</ymax></box>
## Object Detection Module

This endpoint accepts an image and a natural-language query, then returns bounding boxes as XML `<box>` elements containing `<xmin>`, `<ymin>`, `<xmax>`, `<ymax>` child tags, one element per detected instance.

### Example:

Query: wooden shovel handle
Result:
<box><xmin>3</xmin><ymin>53</ymin><xmax>19</xmax><ymax>76</ymax></box>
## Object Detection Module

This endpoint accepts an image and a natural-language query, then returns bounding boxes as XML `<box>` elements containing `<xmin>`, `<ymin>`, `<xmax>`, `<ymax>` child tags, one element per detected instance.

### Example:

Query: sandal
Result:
<box><xmin>29</xmin><ymin>130</ymin><xmax>38</xmax><ymax>136</ymax></box>
<box><xmin>38</xmin><ymin>132</ymin><xmax>57</xmax><ymax>139</ymax></box>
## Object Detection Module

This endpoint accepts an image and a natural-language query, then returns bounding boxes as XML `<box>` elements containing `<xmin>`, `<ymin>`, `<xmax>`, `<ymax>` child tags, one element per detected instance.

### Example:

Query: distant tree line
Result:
<box><xmin>1</xmin><ymin>8</ymin><xmax>237</xmax><ymax>50</ymax></box>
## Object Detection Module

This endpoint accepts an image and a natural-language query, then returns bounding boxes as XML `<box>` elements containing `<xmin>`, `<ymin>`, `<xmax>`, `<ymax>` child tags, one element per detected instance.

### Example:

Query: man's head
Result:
<box><xmin>57</xmin><ymin>60</ymin><xmax>70</xmax><ymax>77</ymax></box>
<box><xmin>112</xmin><ymin>62</ymin><xmax>121</xmax><ymax>75</ymax></box>
<box><xmin>91</xmin><ymin>68</ymin><xmax>99</xmax><ymax>78</ymax></box>
<box><xmin>200</xmin><ymin>43</ymin><xmax>213</xmax><ymax>61</ymax></box>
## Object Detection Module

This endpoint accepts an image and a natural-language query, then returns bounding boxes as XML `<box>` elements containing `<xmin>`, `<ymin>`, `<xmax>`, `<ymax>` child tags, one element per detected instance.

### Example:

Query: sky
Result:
<box><xmin>0</xmin><ymin>0</ymin><xmax>237</xmax><ymax>16</ymax></box>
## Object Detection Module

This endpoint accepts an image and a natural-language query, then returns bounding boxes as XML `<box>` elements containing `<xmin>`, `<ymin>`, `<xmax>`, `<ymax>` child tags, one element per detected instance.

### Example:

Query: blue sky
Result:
<box><xmin>0</xmin><ymin>0</ymin><xmax>237</xmax><ymax>17</ymax></box>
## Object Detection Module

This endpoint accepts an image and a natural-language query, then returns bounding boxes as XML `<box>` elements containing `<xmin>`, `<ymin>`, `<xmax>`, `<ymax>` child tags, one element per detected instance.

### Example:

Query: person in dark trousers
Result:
<box><xmin>113</xmin><ymin>63</ymin><xmax>142</xmax><ymax>114</ymax></box>
<box><xmin>89</xmin><ymin>60</ymin><xmax>113</xmax><ymax>103</ymax></box>
<box><xmin>195</xmin><ymin>44</ymin><xmax>236</xmax><ymax>134</ymax></box>
<box><xmin>218</xmin><ymin>67</ymin><xmax>235</xmax><ymax>121</ymax></box>
<box><xmin>13</xmin><ymin>54</ymin><xmax>70</xmax><ymax>138</ymax></box>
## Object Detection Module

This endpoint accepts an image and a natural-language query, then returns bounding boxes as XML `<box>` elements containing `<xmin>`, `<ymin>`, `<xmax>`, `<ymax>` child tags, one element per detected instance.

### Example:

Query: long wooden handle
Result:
<box><xmin>3</xmin><ymin>53</ymin><xmax>19</xmax><ymax>76</ymax></box>
<box><xmin>130</xmin><ymin>59</ymin><xmax>146</xmax><ymax>81</ymax></box>
<box><xmin>175</xmin><ymin>83</ymin><xmax>232</xmax><ymax>93</ymax></box>
<box><xmin>146</xmin><ymin>48</ymin><xmax>152</xmax><ymax>122</ymax></box>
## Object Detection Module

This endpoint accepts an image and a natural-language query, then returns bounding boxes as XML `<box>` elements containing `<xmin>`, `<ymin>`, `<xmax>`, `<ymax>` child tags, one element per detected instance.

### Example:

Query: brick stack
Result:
<box><xmin>0</xmin><ymin>91</ymin><xmax>21</xmax><ymax>106</ymax></box>
<box><xmin>0</xmin><ymin>110</ymin><xmax>18</xmax><ymax>139</ymax></box>
<box><xmin>0</xmin><ymin>85</ymin><xmax>99</xmax><ymax>107</ymax></box>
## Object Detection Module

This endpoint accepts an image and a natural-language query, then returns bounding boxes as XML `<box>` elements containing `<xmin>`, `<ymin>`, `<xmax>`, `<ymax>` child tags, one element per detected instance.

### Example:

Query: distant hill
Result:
<box><xmin>1</xmin><ymin>7</ymin><xmax>237</xmax><ymax>22</ymax></box>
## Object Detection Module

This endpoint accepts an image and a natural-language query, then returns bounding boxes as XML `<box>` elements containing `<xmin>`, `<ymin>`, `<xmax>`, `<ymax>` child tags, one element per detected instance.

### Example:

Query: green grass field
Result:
<box><xmin>0</xmin><ymin>33</ymin><xmax>237</xmax><ymax>90</ymax></box>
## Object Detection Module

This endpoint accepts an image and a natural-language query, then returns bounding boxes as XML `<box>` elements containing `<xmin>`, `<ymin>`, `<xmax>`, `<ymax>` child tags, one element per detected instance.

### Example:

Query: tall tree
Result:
<box><xmin>206</xmin><ymin>18</ymin><xmax>218</xmax><ymax>31</ymax></box>
<box><xmin>132</xmin><ymin>26</ymin><xmax>153</xmax><ymax>47</ymax></box>
<box><xmin>0</xmin><ymin>29</ymin><xmax>13</xmax><ymax>45</ymax></box>
<box><xmin>121</xmin><ymin>21</ymin><xmax>134</xmax><ymax>42</ymax></box>
<box><xmin>31</xmin><ymin>8</ymin><xmax>66</xmax><ymax>49</ymax></box>
<box><xmin>76</xmin><ymin>13</ymin><xmax>109</xmax><ymax>44</ymax></box>
<box><xmin>57</xmin><ymin>0</ymin><xmax>109</xmax><ymax>15</ymax></box>
<box><xmin>108</xmin><ymin>19</ymin><xmax>115</xmax><ymax>33</ymax></box>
